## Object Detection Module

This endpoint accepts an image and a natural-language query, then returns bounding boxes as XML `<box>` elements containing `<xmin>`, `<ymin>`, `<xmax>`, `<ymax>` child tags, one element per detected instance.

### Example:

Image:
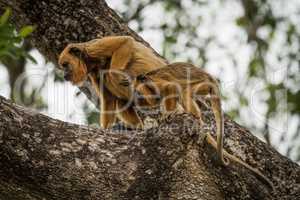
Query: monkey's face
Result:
<box><xmin>133</xmin><ymin>74</ymin><xmax>149</xmax><ymax>99</ymax></box>
<box><xmin>133</xmin><ymin>75</ymin><xmax>160</xmax><ymax>106</ymax></box>
<box><xmin>58</xmin><ymin>46</ymin><xmax>88</xmax><ymax>86</ymax></box>
<box><xmin>133</xmin><ymin>74</ymin><xmax>147</xmax><ymax>89</ymax></box>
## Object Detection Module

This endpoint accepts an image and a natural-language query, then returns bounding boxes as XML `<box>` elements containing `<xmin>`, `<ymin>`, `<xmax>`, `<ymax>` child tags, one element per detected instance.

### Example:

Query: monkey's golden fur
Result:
<box><xmin>58</xmin><ymin>36</ymin><xmax>166</xmax><ymax>128</ymax></box>
<box><xmin>129</xmin><ymin>62</ymin><xmax>225</xmax><ymax>163</ymax></box>
<box><xmin>127</xmin><ymin>62</ymin><xmax>273</xmax><ymax>189</ymax></box>
<box><xmin>58</xmin><ymin>37</ymin><xmax>273</xmax><ymax>190</ymax></box>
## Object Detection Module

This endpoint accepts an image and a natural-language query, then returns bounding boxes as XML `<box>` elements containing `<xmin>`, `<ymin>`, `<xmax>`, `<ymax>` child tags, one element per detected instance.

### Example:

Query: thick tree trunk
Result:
<box><xmin>0</xmin><ymin>95</ymin><xmax>299</xmax><ymax>200</ymax></box>
<box><xmin>0</xmin><ymin>0</ymin><xmax>299</xmax><ymax>199</ymax></box>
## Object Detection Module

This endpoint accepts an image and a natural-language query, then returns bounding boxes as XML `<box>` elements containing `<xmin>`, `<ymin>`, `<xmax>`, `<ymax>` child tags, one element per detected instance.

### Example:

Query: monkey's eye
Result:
<box><xmin>137</xmin><ymin>74</ymin><xmax>147</xmax><ymax>82</ymax></box>
<box><xmin>69</xmin><ymin>47</ymin><xmax>82</xmax><ymax>58</ymax></box>
<box><xmin>62</xmin><ymin>62</ymin><xmax>69</xmax><ymax>69</ymax></box>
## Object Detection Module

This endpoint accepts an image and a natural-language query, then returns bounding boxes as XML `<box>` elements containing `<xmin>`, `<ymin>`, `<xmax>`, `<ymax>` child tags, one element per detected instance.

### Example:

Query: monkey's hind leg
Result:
<box><xmin>161</xmin><ymin>83</ymin><xmax>179</xmax><ymax>115</ymax></box>
<box><xmin>181</xmin><ymin>88</ymin><xmax>203</xmax><ymax>123</ymax></box>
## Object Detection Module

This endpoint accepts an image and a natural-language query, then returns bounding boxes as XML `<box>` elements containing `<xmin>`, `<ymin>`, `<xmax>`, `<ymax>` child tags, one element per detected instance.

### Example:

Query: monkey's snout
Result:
<box><xmin>64</xmin><ymin>72</ymin><xmax>71</xmax><ymax>81</ymax></box>
<box><xmin>63</xmin><ymin>69</ymin><xmax>72</xmax><ymax>81</ymax></box>
<box><xmin>61</xmin><ymin>62</ymin><xmax>72</xmax><ymax>81</ymax></box>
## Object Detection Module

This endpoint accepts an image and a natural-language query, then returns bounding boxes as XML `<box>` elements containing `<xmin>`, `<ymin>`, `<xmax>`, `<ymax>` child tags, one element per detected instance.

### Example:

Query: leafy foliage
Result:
<box><xmin>0</xmin><ymin>8</ymin><xmax>47</xmax><ymax>111</ymax></box>
<box><xmin>0</xmin><ymin>8</ymin><xmax>36</xmax><ymax>63</ymax></box>
<box><xmin>111</xmin><ymin>0</ymin><xmax>300</xmax><ymax>161</ymax></box>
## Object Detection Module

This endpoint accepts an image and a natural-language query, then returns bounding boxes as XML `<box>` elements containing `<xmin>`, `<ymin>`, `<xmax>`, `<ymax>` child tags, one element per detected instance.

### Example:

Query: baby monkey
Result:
<box><xmin>121</xmin><ymin>62</ymin><xmax>273</xmax><ymax>189</ymax></box>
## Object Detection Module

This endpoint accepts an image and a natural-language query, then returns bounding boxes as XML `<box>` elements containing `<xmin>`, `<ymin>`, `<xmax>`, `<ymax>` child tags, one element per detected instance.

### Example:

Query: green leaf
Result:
<box><xmin>0</xmin><ymin>8</ymin><xmax>11</xmax><ymax>26</ymax></box>
<box><xmin>239</xmin><ymin>96</ymin><xmax>249</xmax><ymax>106</ymax></box>
<box><xmin>165</xmin><ymin>35</ymin><xmax>177</xmax><ymax>44</ymax></box>
<box><xmin>249</xmin><ymin>58</ymin><xmax>260</xmax><ymax>77</ymax></box>
<box><xmin>54</xmin><ymin>71</ymin><xmax>65</xmax><ymax>82</ymax></box>
<box><xmin>236</xmin><ymin>17</ymin><xmax>248</xmax><ymax>27</ymax></box>
<box><xmin>287</xmin><ymin>24</ymin><xmax>295</xmax><ymax>44</ymax></box>
<box><xmin>227</xmin><ymin>109</ymin><xmax>239</xmax><ymax>119</ymax></box>
<box><xmin>87</xmin><ymin>111</ymin><xmax>100</xmax><ymax>125</ymax></box>
<box><xmin>19</xmin><ymin>25</ymin><xmax>35</xmax><ymax>38</ymax></box>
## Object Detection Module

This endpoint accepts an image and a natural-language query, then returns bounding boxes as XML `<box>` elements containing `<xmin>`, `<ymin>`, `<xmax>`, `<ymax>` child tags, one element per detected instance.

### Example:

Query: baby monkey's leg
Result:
<box><xmin>181</xmin><ymin>87</ymin><xmax>203</xmax><ymax>123</ymax></box>
<box><xmin>161</xmin><ymin>83</ymin><xmax>179</xmax><ymax>114</ymax></box>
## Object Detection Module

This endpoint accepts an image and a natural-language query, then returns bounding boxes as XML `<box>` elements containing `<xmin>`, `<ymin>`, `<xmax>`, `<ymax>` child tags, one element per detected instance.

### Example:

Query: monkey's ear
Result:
<box><xmin>69</xmin><ymin>47</ymin><xmax>82</xmax><ymax>58</ymax></box>
<box><xmin>69</xmin><ymin>46</ymin><xmax>92</xmax><ymax>66</ymax></box>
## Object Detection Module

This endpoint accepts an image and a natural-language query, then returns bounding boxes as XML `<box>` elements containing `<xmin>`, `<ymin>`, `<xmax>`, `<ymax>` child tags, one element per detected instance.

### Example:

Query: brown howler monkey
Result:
<box><xmin>122</xmin><ymin>62</ymin><xmax>273</xmax><ymax>189</ymax></box>
<box><xmin>58</xmin><ymin>36</ymin><xmax>167</xmax><ymax>128</ymax></box>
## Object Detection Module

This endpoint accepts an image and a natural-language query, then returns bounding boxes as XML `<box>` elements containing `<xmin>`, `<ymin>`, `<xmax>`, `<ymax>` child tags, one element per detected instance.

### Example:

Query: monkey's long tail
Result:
<box><xmin>205</xmin><ymin>134</ymin><xmax>274</xmax><ymax>190</ymax></box>
<box><xmin>210</xmin><ymin>91</ymin><xmax>229</xmax><ymax>166</ymax></box>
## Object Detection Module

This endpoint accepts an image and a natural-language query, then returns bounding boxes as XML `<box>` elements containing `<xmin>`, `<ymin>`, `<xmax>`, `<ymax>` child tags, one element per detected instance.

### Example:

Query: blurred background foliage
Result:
<box><xmin>0</xmin><ymin>0</ymin><xmax>299</xmax><ymax>161</ymax></box>
<box><xmin>0</xmin><ymin>8</ymin><xmax>47</xmax><ymax>110</ymax></box>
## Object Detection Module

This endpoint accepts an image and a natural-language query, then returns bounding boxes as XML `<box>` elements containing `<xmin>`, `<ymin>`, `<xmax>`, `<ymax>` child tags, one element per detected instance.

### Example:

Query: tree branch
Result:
<box><xmin>0</xmin><ymin>94</ymin><xmax>298</xmax><ymax>200</ymax></box>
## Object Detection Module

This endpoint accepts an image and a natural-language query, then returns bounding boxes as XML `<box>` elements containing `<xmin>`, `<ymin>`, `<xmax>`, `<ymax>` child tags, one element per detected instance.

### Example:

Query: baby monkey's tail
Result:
<box><xmin>209</xmin><ymin>91</ymin><xmax>229</xmax><ymax>166</ymax></box>
<box><xmin>205</xmin><ymin>134</ymin><xmax>274</xmax><ymax>191</ymax></box>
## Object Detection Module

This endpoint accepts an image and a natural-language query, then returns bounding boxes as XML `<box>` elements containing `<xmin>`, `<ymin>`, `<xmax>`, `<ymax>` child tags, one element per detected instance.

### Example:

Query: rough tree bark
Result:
<box><xmin>0</xmin><ymin>0</ymin><xmax>299</xmax><ymax>199</ymax></box>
